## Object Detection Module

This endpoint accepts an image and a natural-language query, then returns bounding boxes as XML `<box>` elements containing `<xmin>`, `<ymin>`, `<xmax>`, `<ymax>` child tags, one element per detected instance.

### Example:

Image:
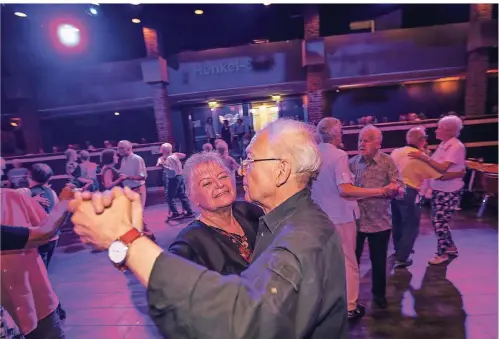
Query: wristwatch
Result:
<box><xmin>108</xmin><ymin>228</ymin><xmax>143</xmax><ymax>271</ymax></box>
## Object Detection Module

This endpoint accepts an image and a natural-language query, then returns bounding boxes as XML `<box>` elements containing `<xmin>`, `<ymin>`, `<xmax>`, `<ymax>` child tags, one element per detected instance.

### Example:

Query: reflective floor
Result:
<box><xmin>49</xmin><ymin>203</ymin><xmax>497</xmax><ymax>339</ymax></box>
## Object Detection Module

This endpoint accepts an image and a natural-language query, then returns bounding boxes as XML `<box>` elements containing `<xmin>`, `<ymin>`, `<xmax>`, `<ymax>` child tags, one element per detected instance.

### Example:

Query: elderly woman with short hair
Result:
<box><xmin>168</xmin><ymin>151</ymin><xmax>263</xmax><ymax>275</ymax></box>
<box><xmin>409</xmin><ymin>115</ymin><xmax>466</xmax><ymax>265</ymax></box>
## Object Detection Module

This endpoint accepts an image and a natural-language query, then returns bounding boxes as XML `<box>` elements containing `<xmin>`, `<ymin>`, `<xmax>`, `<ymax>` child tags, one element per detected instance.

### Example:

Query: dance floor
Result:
<box><xmin>48</xmin><ymin>201</ymin><xmax>498</xmax><ymax>339</ymax></box>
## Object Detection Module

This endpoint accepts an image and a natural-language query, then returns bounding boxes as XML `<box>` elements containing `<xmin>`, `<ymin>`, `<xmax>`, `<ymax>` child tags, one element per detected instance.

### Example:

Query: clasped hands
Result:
<box><xmin>67</xmin><ymin>187</ymin><xmax>143</xmax><ymax>250</ymax></box>
<box><xmin>381</xmin><ymin>181</ymin><xmax>404</xmax><ymax>198</ymax></box>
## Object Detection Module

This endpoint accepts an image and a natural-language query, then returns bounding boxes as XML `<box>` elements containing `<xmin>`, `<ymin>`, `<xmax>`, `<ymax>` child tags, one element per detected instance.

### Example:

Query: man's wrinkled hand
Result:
<box><xmin>68</xmin><ymin>187</ymin><xmax>144</xmax><ymax>249</ymax></box>
<box><xmin>408</xmin><ymin>150</ymin><xmax>430</xmax><ymax>162</ymax></box>
<box><xmin>69</xmin><ymin>187</ymin><xmax>139</xmax><ymax>249</ymax></box>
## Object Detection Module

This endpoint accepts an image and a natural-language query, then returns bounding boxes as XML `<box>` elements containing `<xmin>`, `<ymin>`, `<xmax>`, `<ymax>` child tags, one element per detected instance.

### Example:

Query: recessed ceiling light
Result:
<box><xmin>114</xmin><ymin>112</ymin><xmax>120</xmax><ymax>116</ymax></box>
<box><xmin>14</xmin><ymin>12</ymin><xmax>27</xmax><ymax>17</ymax></box>
<box><xmin>194</xmin><ymin>9</ymin><xmax>203</xmax><ymax>15</ymax></box>
<box><xmin>132</xmin><ymin>18</ymin><xmax>141</xmax><ymax>23</ymax></box>
<box><xmin>263</xmin><ymin>2</ymin><xmax>271</xmax><ymax>6</ymax></box>
<box><xmin>130</xmin><ymin>2</ymin><xmax>140</xmax><ymax>5</ymax></box>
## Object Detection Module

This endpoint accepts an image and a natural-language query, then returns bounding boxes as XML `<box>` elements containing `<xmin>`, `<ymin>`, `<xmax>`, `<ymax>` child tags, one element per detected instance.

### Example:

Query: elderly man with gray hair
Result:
<box><xmin>117</xmin><ymin>140</ymin><xmax>155</xmax><ymax>238</ymax></box>
<box><xmin>313</xmin><ymin>117</ymin><xmax>398</xmax><ymax>320</ymax></box>
<box><xmin>68</xmin><ymin>118</ymin><xmax>348</xmax><ymax>339</ymax></box>
<box><xmin>156</xmin><ymin>142</ymin><xmax>194</xmax><ymax>221</ymax></box>
<box><xmin>390</xmin><ymin>126</ymin><xmax>465</xmax><ymax>268</ymax></box>
<box><xmin>349</xmin><ymin>125</ymin><xmax>403</xmax><ymax>309</ymax></box>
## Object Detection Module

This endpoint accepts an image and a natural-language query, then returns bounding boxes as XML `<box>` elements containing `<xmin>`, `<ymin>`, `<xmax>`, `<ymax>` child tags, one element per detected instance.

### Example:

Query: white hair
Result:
<box><xmin>202</xmin><ymin>143</ymin><xmax>213</xmax><ymax>152</ymax></box>
<box><xmin>406</xmin><ymin>126</ymin><xmax>426</xmax><ymax>145</ymax></box>
<box><xmin>160</xmin><ymin>143</ymin><xmax>173</xmax><ymax>154</ymax></box>
<box><xmin>215</xmin><ymin>139</ymin><xmax>229</xmax><ymax>156</ymax></box>
<box><xmin>118</xmin><ymin>140</ymin><xmax>133</xmax><ymax>149</ymax></box>
<box><xmin>64</xmin><ymin>149</ymin><xmax>77</xmax><ymax>161</ymax></box>
<box><xmin>317</xmin><ymin>117</ymin><xmax>341</xmax><ymax>143</ymax></box>
<box><xmin>183</xmin><ymin>151</ymin><xmax>232</xmax><ymax>197</ymax></box>
<box><xmin>359</xmin><ymin>125</ymin><xmax>383</xmax><ymax>143</ymax></box>
<box><xmin>259</xmin><ymin>118</ymin><xmax>321</xmax><ymax>180</ymax></box>
<box><xmin>439</xmin><ymin>115</ymin><xmax>463</xmax><ymax>137</ymax></box>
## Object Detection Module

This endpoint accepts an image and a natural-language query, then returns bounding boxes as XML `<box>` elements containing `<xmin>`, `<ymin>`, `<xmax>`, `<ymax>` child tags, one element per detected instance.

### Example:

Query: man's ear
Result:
<box><xmin>275</xmin><ymin>160</ymin><xmax>292</xmax><ymax>187</ymax></box>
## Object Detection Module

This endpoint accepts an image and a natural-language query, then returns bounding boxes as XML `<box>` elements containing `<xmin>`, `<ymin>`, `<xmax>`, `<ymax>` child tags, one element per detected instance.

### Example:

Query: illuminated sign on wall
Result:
<box><xmin>194</xmin><ymin>60</ymin><xmax>253</xmax><ymax>76</ymax></box>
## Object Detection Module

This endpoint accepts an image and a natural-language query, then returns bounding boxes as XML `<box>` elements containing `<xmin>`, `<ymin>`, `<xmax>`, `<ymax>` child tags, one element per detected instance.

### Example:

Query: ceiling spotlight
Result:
<box><xmin>263</xmin><ymin>2</ymin><xmax>271</xmax><ymax>6</ymax></box>
<box><xmin>114</xmin><ymin>112</ymin><xmax>120</xmax><ymax>116</ymax></box>
<box><xmin>57</xmin><ymin>24</ymin><xmax>81</xmax><ymax>47</ymax></box>
<box><xmin>194</xmin><ymin>9</ymin><xmax>203</xmax><ymax>15</ymax></box>
<box><xmin>87</xmin><ymin>3</ymin><xmax>99</xmax><ymax>16</ymax></box>
<box><xmin>131</xmin><ymin>18</ymin><xmax>141</xmax><ymax>23</ymax></box>
<box><xmin>14</xmin><ymin>12</ymin><xmax>27</xmax><ymax>17</ymax></box>
<box><xmin>130</xmin><ymin>2</ymin><xmax>140</xmax><ymax>5</ymax></box>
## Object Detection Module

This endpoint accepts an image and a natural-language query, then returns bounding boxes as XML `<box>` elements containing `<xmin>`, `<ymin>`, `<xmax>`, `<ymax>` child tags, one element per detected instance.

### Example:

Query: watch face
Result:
<box><xmin>108</xmin><ymin>241</ymin><xmax>128</xmax><ymax>265</ymax></box>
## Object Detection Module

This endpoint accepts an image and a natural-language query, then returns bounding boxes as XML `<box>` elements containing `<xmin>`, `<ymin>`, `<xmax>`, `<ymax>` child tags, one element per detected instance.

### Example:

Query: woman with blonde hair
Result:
<box><xmin>168</xmin><ymin>151</ymin><xmax>262</xmax><ymax>274</ymax></box>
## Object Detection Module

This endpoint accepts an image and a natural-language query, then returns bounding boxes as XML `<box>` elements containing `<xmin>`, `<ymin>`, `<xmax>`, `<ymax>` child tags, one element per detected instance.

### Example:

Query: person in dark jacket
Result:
<box><xmin>168</xmin><ymin>151</ymin><xmax>263</xmax><ymax>275</ymax></box>
<box><xmin>69</xmin><ymin>119</ymin><xmax>348</xmax><ymax>339</ymax></box>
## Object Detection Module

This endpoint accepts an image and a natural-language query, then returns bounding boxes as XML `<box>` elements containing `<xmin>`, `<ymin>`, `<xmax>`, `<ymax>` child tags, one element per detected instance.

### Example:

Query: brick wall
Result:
<box><xmin>142</xmin><ymin>27</ymin><xmax>174</xmax><ymax>141</ymax></box>
<box><xmin>304</xmin><ymin>5</ymin><xmax>320</xmax><ymax>40</ymax></box>
<box><xmin>304</xmin><ymin>5</ymin><xmax>326</xmax><ymax>123</ymax></box>
<box><xmin>470</xmin><ymin>3</ymin><xmax>493</xmax><ymax>21</ymax></box>
<box><xmin>151</xmin><ymin>82</ymin><xmax>174</xmax><ymax>143</ymax></box>
<box><xmin>465</xmin><ymin>4</ymin><xmax>493</xmax><ymax>116</ymax></box>
<box><xmin>465</xmin><ymin>50</ymin><xmax>490</xmax><ymax>116</ymax></box>
<box><xmin>142</xmin><ymin>27</ymin><xmax>159</xmax><ymax>57</ymax></box>
<box><xmin>306</xmin><ymin>65</ymin><xmax>325</xmax><ymax>123</ymax></box>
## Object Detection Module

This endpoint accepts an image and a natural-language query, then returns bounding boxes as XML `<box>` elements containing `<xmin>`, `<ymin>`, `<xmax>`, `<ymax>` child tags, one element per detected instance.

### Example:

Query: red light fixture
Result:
<box><xmin>48</xmin><ymin>17</ymin><xmax>87</xmax><ymax>54</ymax></box>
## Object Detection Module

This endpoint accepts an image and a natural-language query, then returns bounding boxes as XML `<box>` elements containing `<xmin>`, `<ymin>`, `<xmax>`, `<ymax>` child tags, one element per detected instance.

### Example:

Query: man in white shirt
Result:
<box><xmin>157</xmin><ymin>143</ymin><xmax>194</xmax><ymax>221</ymax></box>
<box><xmin>312</xmin><ymin>118</ymin><xmax>397</xmax><ymax>319</ymax></box>
<box><xmin>390</xmin><ymin>127</ymin><xmax>464</xmax><ymax>268</ymax></box>
<box><xmin>118</xmin><ymin>140</ymin><xmax>155</xmax><ymax>238</ymax></box>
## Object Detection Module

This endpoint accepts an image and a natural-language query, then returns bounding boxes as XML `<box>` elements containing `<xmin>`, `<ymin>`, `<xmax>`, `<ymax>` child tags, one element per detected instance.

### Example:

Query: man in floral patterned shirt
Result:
<box><xmin>349</xmin><ymin>125</ymin><xmax>404</xmax><ymax>309</ymax></box>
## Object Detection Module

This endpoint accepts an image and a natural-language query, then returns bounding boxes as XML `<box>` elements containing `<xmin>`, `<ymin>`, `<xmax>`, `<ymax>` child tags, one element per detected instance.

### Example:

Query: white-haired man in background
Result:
<box><xmin>156</xmin><ymin>142</ymin><xmax>194</xmax><ymax>221</ymax></box>
<box><xmin>349</xmin><ymin>125</ymin><xmax>403</xmax><ymax>309</ymax></box>
<box><xmin>313</xmin><ymin>118</ymin><xmax>398</xmax><ymax>321</ymax></box>
<box><xmin>390</xmin><ymin>126</ymin><xmax>466</xmax><ymax>269</ymax></box>
<box><xmin>68</xmin><ymin>118</ymin><xmax>348</xmax><ymax>339</ymax></box>
<box><xmin>117</xmin><ymin>140</ymin><xmax>154</xmax><ymax>238</ymax></box>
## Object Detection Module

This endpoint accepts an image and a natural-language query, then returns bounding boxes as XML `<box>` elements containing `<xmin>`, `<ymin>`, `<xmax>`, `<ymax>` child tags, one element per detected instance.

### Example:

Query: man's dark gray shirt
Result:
<box><xmin>147</xmin><ymin>188</ymin><xmax>348</xmax><ymax>339</ymax></box>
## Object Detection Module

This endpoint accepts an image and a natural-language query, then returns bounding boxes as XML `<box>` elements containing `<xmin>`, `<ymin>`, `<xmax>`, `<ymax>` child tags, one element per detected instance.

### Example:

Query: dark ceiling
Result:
<box><xmin>1</xmin><ymin>3</ymin><xmax>480</xmax><ymax>71</ymax></box>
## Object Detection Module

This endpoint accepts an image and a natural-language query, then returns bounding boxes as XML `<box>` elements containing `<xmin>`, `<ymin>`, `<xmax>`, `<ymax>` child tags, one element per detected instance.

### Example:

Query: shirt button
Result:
<box><xmin>260</xmin><ymin>233</ymin><xmax>264</xmax><ymax>236</ymax></box>
<box><xmin>9</xmin><ymin>286</ymin><xmax>12</xmax><ymax>290</ymax></box>
<box><xmin>2</xmin><ymin>269</ymin><xmax>7</xmax><ymax>273</ymax></box>
<box><xmin>16</xmin><ymin>307</ymin><xmax>20</xmax><ymax>311</ymax></box>
<box><xmin>270</xmin><ymin>287</ymin><xmax>278</xmax><ymax>294</ymax></box>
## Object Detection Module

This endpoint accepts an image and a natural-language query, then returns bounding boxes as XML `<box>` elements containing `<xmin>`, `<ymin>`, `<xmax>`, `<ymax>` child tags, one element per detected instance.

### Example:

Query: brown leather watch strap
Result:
<box><xmin>114</xmin><ymin>228</ymin><xmax>144</xmax><ymax>271</ymax></box>
<box><xmin>119</xmin><ymin>228</ymin><xmax>143</xmax><ymax>246</ymax></box>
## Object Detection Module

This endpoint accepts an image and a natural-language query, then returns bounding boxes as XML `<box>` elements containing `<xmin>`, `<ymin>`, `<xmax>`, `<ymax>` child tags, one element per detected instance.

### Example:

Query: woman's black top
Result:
<box><xmin>168</xmin><ymin>201</ymin><xmax>264</xmax><ymax>275</ymax></box>
<box><xmin>98</xmin><ymin>165</ymin><xmax>121</xmax><ymax>191</ymax></box>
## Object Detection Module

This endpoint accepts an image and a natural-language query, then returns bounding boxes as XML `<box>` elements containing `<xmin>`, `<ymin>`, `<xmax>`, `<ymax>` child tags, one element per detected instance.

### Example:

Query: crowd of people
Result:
<box><xmin>1</xmin><ymin>114</ymin><xmax>468</xmax><ymax>338</ymax></box>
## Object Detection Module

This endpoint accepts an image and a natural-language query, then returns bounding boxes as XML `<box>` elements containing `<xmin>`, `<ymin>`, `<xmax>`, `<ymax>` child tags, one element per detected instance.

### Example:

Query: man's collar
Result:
<box><xmin>360</xmin><ymin>151</ymin><xmax>382</xmax><ymax>164</ymax></box>
<box><xmin>406</xmin><ymin>144</ymin><xmax>420</xmax><ymax>150</ymax></box>
<box><xmin>440</xmin><ymin>137</ymin><xmax>457</xmax><ymax>148</ymax></box>
<box><xmin>261</xmin><ymin>188</ymin><xmax>310</xmax><ymax>234</ymax></box>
